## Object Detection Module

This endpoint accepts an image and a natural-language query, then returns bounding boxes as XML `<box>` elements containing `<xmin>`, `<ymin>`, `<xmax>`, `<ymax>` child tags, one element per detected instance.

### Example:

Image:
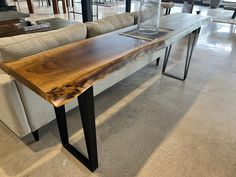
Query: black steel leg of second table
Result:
<box><xmin>156</xmin><ymin>57</ymin><xmax>160</xmax><ymax>66</ymax></box>
<box><xmin>77</xmin><ymin>86</ymin><xmax>98</xmax><ymax>171</ymax></box>
<box><xmin>232</xmin><ymin>10</ymin><xmax>236</xmax><ymax>19</ymax></box>
<box><xmin>162</xmin><ymin>29</ymin><xmax>198</xmax><ymax>81</ymax></box>
<box><xmin>54</xmin><ymin>86</ymin><xmax>98</xmax><ymax>172</ymax></box>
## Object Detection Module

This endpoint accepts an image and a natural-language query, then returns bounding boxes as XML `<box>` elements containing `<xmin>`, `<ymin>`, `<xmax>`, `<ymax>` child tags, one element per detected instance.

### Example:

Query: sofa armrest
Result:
<box><xmin>0</xmin><ymin>73</ymin><xmax>31</xmax><ymax>138</ymax></box>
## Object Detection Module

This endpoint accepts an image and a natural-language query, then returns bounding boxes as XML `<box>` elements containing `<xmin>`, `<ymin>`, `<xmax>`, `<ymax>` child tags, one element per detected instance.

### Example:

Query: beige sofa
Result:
<box><xmin>0</xmin><ymin>12</ymin><xmax>163</xmax><ymax>139</ymax></box>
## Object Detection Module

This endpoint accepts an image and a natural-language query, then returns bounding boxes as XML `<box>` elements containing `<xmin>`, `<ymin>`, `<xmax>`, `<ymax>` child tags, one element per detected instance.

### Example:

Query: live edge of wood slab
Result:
<box><xmin>0</xmin><ymin>13</ymin><xmax>212</xmax><ymax>107</ymax></box>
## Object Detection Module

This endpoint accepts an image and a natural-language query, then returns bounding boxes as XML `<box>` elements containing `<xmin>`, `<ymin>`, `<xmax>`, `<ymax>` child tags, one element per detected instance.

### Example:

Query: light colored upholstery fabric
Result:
<box><xmin>130</xmin><ymin>11</ymin><xmax>140</xmax><ymax>25</ymax></box>
<box><xmin>86</xmin><ymin>19</ymin><xmax>115</xmax><ymax>38</ymax></box>
<box><xmin>86</xmin><ymin>13</ymin><xmax>134</xmax><ymax>38</ymax></box>
<box><xmin>105</xmin><ymin>13</ymin><xmax>134</xmax><ymax>29</ymax></box>
<box><xmin>16</xmin><ymin>82</ymin><xmax>78</xmax><ymax>132</ymax></box>
<box><xmin>0</xmin><ymin>22</ymin><xmax>87</xmax><ymax>61</ymax></box>
<box><xmin>0</xmin><ymin>74</ymin><xmax>31</xmax><ymax>137</ymax></box>
<box><xmin>161</xmin><ymin>2</ymin><xmax>174</xmax><ymax>9</ymax></box>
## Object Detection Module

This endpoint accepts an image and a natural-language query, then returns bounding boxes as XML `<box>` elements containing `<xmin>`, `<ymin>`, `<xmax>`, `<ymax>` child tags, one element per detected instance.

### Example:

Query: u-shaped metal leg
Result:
<box><xmin>162</xmin><ymin>28</ymin><xmax>199</xmax><ymax>81</ymax></box>
<box><xmin>54</xmin><ymin>86</ymin><xmax>98</xmax><ymax>172</ymax></box>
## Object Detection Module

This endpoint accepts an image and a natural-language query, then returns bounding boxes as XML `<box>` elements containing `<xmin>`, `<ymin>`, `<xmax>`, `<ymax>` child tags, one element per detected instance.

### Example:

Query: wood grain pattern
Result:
<box><xmin>0</xmin><ymin>24</ymin><xmax>55</xmax><ymax>38</ymax></box>
<box><xmin>0</xmin><ymin>13</ymin><xmax>212</xmax><ymax>107</ymax></box>
<box><xmin>0</xmin><ymin>19</ymin><xmax>20</xmax><ymax>26</ymax></box>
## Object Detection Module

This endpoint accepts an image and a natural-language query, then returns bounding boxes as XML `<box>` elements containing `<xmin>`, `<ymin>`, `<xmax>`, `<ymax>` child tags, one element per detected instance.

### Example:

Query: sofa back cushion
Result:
<box><xmin>0</xmin><ymin>22</ymin><xmax>87</xmax><ymax>62</ymax></box>
<box><xmin>86</xmin><ymin>13</ymin><xmax>135</xmax><ymax>38</ymax></box>
<box><xmin>130</xmin><ymin>11</ymin><xmax>139</xmax><ymax>25</ymax></box>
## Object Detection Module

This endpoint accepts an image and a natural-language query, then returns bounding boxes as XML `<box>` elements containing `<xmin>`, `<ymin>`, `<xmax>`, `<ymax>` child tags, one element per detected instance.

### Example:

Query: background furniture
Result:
<box><xmin>161</xmin><ymin>1</ymin><xmax>175</xmax><ymax>15</ymax></box>
<box><xmin>68</xmin><ymin>0</ymin><xmax>98</xmax><ymax>20</ymax></box>
<box><xmin>26</xmin><ymin>0</ymin><xmax>34</xmax><ymax>13</ymax></box>
<box><xmin>13</xmin><ymin>0</ymin><xmax>21</xmax><ymax>11</ymax></box>
<box><xmin>0</xmin><ymin>10</ymin><xmax>29</xmax><ymax>25</ymax></box>
<box><xmin>51</xmin><ymin>0</ymin><xmax>67</xmax><ymax>14</ymax></box>
<box><xmin>173</xmin><ymin>0</ymin><xmax>209</xmax><ymax>6</ymax></box>
<box><xmin>182</xmin><ymin>0</ymin><xmax>196</xmax><ymax>13</ymax></box>
<box><xmin>0</xmin><ymin>17</ymin><xmax>75</xmax><ymax>38</ymax></box>
<box><xmin>25</xmin><ymin>0</ymin><xmax>66</xmax><ymax>14</ymax></box>
<box><xmin>38</xmin><ymin>0</ymin><xmax>51</xmax><ymax>7</ymax></box>
<box><xmin>0</xmin><ymin>0</ymin><xmax>17</xmax><ymax>11</ymax></box>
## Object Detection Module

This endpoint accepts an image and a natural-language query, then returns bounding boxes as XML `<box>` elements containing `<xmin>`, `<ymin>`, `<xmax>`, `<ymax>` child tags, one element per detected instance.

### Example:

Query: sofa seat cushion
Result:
<box><xmin>86</xmin><ymin>13</ymin><xmax>134</xmax><ymax>38</ymax></box>
<box><xmin>0</xmin><ymin>22</ymin><xmax>87</xmax><ymax>62</ymax></box>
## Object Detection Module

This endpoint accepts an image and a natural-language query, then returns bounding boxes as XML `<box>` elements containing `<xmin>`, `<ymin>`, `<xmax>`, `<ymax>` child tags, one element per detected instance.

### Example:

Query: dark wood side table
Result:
<box><xmin>0</xmin><ymin>17</ymin><xmax>75</xmax><ymax>38</ymax></box>
<box><xmin>26</xmin><ymin>0</ymin><xmax>34</xmax><ymax>13</ymax></box>
<box><xmin>0</xmin><ymin>10</ymin><xmax>29</xmax><ymax>25</ymax></box>
<box><xmin>0</xmin><ymin>13</ymin><xmax>211</xmax><ymax>172</ymax></box>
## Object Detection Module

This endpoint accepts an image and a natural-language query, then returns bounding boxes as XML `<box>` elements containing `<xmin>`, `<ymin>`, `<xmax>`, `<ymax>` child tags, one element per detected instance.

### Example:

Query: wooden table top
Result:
<box><xmin>0</xmin><ymin>13</ymin><xmax>212</xmax><ymax>107</ymax></box>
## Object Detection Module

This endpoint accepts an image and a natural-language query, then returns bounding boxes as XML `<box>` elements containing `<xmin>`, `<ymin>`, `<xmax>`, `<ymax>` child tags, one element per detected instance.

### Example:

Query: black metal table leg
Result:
<box><xmin>232</xmin><ymin>10</ymin><xmax>236</xmax><ymax>19</ymax></box>
<box><xmin>54</xmin><ymin>86</ymin><xmax>98</xmax><ymax>172</ymax></box>
<box><xmin>162</xmin><ymin>28</ymin><xmax>198</xmax><ymax>81</ymax></box>
<box><xmin>32</xmin><ymin>130</ymin><xmax>39</xmax><ymax>141</ymax></box>
<box><xmin>78</xmin><ymin>86</ymin><xmax>98</xmax><ymax>171</ymax></box>
<box><xmin>165</xmin><ymin>8</ymin><xmax>168</xmax><ymax>15</ymax></box>
<box><xmin>165</xmin><ymin>8</ymin><xmax>171</xmax><ymax>15</ymax></box>
<box><xmin>156</xmin><ymin>57</ymin><xmax>160</xmax><ymax>66</ymax></box>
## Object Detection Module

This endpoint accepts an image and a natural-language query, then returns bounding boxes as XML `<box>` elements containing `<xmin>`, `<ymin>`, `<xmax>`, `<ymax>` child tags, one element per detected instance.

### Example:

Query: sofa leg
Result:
<box><xmin>156</xmin><ymin>57</ymin><xmax>160</xmax><ymax>66</ymax></box>
<box><xmin>32</xmin><ymin>130</ymin><xmax>39</xmax><ymax>141</ymax></box>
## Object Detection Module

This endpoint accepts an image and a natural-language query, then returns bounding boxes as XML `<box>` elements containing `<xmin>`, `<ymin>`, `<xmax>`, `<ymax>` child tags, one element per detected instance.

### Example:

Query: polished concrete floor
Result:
<box><xmin>1</xmin><ymin>2</ymin><xmax>236</xmax><ymax>177</ymax></box>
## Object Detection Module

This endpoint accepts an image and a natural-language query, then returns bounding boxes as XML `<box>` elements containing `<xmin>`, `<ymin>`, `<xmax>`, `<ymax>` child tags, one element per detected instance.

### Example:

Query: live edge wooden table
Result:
<box><xmin>0</xmin><ymin>13</ymin><xmax>211</xmax><ymax>172</ymax></box>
